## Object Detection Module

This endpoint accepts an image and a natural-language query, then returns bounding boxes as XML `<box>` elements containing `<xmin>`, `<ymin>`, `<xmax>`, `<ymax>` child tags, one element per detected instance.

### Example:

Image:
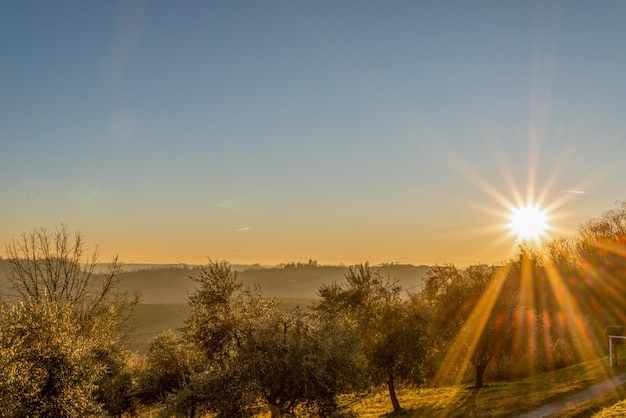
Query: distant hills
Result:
<box><xmin>115</xmin><ymin>262</ymin><xmax>432</xmax><ymax>303</ymax></box>
<box><xmin>0</xmin><ymin>259</ymin><xmax>432</xmax><ymax>304</ymax></box>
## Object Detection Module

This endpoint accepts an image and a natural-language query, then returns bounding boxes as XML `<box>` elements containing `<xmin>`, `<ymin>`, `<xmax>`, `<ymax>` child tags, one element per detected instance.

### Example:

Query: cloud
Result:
<box><xmin>235</xmin><ymin>226</ymin><xmax>252</xmax><ymax>232</ymax></box>
<box><xmin>215</xmin><ymin>200</ymin><xmax>236</xmax><ymax>209</ymax></box>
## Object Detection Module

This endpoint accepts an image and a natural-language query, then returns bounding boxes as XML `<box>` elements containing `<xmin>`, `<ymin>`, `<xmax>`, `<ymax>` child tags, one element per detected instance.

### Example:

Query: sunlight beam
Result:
<box><xmin>433</xmin><ymin>265</ymin><xmax>511</xmax><ymax>386</ymax></box>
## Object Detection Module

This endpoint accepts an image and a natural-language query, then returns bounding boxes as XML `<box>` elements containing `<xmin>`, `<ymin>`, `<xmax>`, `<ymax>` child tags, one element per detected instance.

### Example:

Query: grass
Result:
<box><xmin>561</xmin><ymin>387</ymin><xmax>626</xmax><ymax>418</ymax></box>
<box><xmin>240</xmin><ymin>356</ymin><xmax>626</xmax><ymax>417</ymax></box>
<box><xmin>594</xmin><ymin>399</ymin><xmax>626</xmax><ymax>417</ymax></box>
<box><xmin>341</xmin><ymin>357</ymin><xmax>626</xmax><ymax>417</ymax></box>
<box><xmin>126</xmin><ymin>303</ymin><xmax>189</xmax><ymax>354</ymax></box>
<box><xmin>275</xmin><ymin>297</ymin><xmax>315</xmax><ymax>311</ymax></box>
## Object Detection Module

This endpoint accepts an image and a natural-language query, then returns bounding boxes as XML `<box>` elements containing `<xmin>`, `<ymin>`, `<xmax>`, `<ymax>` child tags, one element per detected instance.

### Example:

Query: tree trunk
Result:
<box><xmin>475</xmin><ymin>365</ymin><xmax>486</xmax><ymax>388</ymax></box>
<box><xmin>388</xmin><ymin>373</ymin><xmax>401</xmax><ymax>412</ymax></box>
<box><xmin>269</xmin><ymin>403</ymin><xmax>281</xmax><ymax>418</ymax></box>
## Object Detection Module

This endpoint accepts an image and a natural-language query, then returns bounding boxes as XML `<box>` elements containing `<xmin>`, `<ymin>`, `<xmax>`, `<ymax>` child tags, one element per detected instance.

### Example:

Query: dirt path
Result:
<box><xmin>517</xmin><ymin>373</ymin><xmax>626</xmax><ymax>418</ymax></box>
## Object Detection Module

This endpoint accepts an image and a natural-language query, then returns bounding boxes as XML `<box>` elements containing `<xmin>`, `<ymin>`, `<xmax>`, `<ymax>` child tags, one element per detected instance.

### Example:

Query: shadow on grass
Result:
<box><xmin>381</xmin><ymin>386</ymin><xmax>489</xmax><ymax>418</ymax></box>
<box><xmin>395</xmin><ymin>360</ymin><xmax>626</xmax><ymax>417</ymax></box>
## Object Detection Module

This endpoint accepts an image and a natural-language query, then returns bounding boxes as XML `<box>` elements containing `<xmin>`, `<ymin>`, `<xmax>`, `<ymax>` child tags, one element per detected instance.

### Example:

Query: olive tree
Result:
<box><xmin>0</xmin><ymin>225</ymin><xmax>138</xmax><ymax>417</ymax></box>
<box><xmin>182</xmin><ymin>260</ymin><xmax>362</xmax><ymax>417</ymax></box>
<box><xmin>137</xmin><ymin>330</ymin><xmax>206</xmax><ymax>418</ymax></box>
<box><xmin>577</xmin><ymin>201</ymin><xmax>626</xmax><ymax>325</ymax></box>
<box><xmin>422</xmin><ymin>264</ymin><xmax>507</xmax><ymax>388</ymax></box>
<box><xmin>0</xmin><ymin>298</ymin><xmax>129</xmax><ymax>416</ymax></box>
<box><xmin>315</xmin><ymin>263</ymin><xmax>433</xmax><ymax>412</ymax></box>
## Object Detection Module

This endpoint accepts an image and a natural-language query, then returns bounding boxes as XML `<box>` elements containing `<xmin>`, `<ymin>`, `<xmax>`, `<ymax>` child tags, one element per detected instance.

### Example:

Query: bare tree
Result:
<box><xmin>4</xmin><ymin>225</ymin><xmax>133</xmax><ymax>317</ymax></box>
<box><xmin>1</xmin><ymin>225</ymin><xmax>138</xmax><ymax>417</ymax></box>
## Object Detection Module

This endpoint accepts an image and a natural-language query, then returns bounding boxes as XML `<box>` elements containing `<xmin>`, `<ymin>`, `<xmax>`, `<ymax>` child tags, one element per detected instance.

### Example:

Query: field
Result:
<box><xmin>127</xmin><ymin>303</ymin><xmax>190</xmax><ymax>354</ymax></box>
<box><xmin>128</xmin><ymin>299</ymin><xmax>315</xmax><ymax>354</ymax></box>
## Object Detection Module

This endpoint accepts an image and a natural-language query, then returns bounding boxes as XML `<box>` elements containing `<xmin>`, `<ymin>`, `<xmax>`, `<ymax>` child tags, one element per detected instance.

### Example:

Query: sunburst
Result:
<box><xmin>508</xmin><ymin>204</ymin><xmax>549</xmax><ymax>242</ymax></box>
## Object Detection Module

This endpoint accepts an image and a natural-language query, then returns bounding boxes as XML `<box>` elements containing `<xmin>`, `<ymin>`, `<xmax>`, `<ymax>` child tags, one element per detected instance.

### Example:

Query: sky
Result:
<box><xmin>2</xmin><ymin>1</ymin><xmax>626</xmax><ymax>267</ymax></box>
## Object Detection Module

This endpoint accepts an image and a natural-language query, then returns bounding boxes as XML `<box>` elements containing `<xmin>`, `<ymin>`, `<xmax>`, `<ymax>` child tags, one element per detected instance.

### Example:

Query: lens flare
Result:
<box><xmin>508</xmin><ymin>204</ymin><xmax>549</xmax><ymax>242</ymax></box>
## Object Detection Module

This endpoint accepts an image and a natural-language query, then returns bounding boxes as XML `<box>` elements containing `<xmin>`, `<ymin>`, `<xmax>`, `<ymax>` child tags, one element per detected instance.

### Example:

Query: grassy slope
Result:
<box><xmin>252</xmin><ymin>357</ymin><xmax>626</xmax><ymax>417</ymax></box>
<box><xmin>594</xmin><ymin>399</ymin><xmax>626</xmax><ymax>417</ymax></box>
<box><xmin>341</xmin><ymin>358</ymin><xmax>626</xmax><ymax>418</ymax></box>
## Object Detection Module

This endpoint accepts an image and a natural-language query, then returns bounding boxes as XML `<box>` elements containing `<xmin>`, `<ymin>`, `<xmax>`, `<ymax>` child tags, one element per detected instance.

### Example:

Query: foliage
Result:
<box><xmin>93</xmin><ymin>341</ymin><xmax>138</xmax><ymax>418</ymax></box>
<box><xmin>420</xmin><ymin>264</ymin><xmax>469</xmax><ymax>341</ymax></box>
<box><xmin>0</xmin><ymin>298</ymin><xmax>131</xmax><ymax>417</ymax></box>
<box><xmin>0</xmin><ymin>226</ymin><xmax>137</xmax><ymax>417</ymax></box>
<box><xmin>184</xmin><ymin>260</ymin><xmax>243</xmax><ymax>360</ymax></box>
<box><xmin>422</xmin><ymin>263</ymin><xmax>509</xmax><ymax>387</ymax></box>
<box><xmin>181</xmin><ymin>260</ymin><xmax>362</xmax><ymax>417</ymax></box>
<box><xmin>577</xmin><ymin>201</ymin><xmax>626</xmax><ymax>326</ymax></box>
<box><xmin>137</xmin><ymin>330</ymin><xmax>207</xmax><ymax>418</ymax></box>
<box><xmin>316</xmin><ymin>263</ymin><xmax>433</xmax><ymax>412</ymax></box>
<box><xmin>138</xmin><ymin>330</ymin><xmax>200</xmax><ymax>404</ymax></box>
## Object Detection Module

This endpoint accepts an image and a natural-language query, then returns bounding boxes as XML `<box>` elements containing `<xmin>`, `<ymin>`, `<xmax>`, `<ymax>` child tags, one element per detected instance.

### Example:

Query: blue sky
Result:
<box><xmin>2</xmin><ymin>1</ymin><xmax>626</xmax><ymax>265</ymax></box>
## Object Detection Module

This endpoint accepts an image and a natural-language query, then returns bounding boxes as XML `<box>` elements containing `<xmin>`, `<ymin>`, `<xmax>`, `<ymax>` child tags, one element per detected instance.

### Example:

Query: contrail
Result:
<box><xmin>235</xmin><ymin>226</ymin><xmax>252</xmax><ymax>232</ymax></box>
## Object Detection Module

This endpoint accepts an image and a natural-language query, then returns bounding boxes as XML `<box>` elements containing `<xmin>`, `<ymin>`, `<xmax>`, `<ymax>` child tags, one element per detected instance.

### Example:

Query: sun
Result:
<box><xmin>508</xmin><ymin>204</ymin><xmax>549</xmax><ymax>242</ymax></box>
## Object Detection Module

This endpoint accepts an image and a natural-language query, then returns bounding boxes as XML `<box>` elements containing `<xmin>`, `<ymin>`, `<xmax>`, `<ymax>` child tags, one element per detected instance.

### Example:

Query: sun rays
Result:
<box><xmin>432</xmin><ymin>252</ymin><xmax>611</xmax><ymax>389</ymax></box>
<box><xmin>430</xmin><ymin>134</ymin><xmax>615</xmax><ymax>388</ymax></box>
<box><xmin>432</xmin><ymin>265</ymin><xmax>511</xmax><ymax>386</ymax></box>
<box><xmin>508</xmin><ymin>204</ymin><xmax>549</xmax><ymax>242</ymax></box>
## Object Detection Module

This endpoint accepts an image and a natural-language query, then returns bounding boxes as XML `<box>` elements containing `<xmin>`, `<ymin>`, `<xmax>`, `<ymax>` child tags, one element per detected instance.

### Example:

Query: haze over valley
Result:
<box><xmin>0</xmin><ymin>258</ymin><xmax>430</xmax><ymax>303</ymax></box>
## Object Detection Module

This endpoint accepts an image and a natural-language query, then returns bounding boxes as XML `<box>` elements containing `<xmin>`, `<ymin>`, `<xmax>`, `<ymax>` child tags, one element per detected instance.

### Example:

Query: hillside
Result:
<box><xmin>117</xmin><ymin>263</ymin><xmax>432</xmax><ymax>303</ymax></box>
<box><xmin>0</xmin><ymin>258</ymin><xmax>11</xmax><ymax>297</ymax></box>
<box><xmin>0</xmin><ymin>259</ymin><xmax>431</xmax><ymax>303</ymax></box>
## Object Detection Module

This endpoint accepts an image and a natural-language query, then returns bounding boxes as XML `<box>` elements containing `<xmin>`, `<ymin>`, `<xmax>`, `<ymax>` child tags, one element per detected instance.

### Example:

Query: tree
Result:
<box><xmin>423</xmin><ymin>264</ymin><xmax>507</xmax><ymax>388</ymax></box>
<box><xmin>464</xmin><ymin>264</ymin><xmax>504</xmax><ymax>387</ymax></box>
<box><xmin>0</xmin><ymin>298</ymin><xmax>121</xmax><ymax>416</ymax></box>
<box><xmin>315</xmin><ymin>263</ymin><xmax>433</xmax><ymax>412</ymax></box>
<box><xmin>421</xmin><ymin>264</ymin><xmax>469</xmax><ymax>341</ymax></box>
<box><xmin>138</xmin><ymin>330</ymin><xmax>206</xmax><ymax>418</ymax></box>
<box><xmin>365</xmin><ymin>298</ymin><xmax>433</xmax><ymax>411</ymax></box>
<box><xmin>577</xmin><ymin>201</ymin><xmax>626</xmax><ymax>325</ymax></box>
<box><xmin>234</xmin><ymin>304</ymin><xmax>362</xmax><ymax>417</ymax></box>
<box><xmin>182</xmin><ymin>260</ymin><xmax>362</xmax><ymax>417</ymax></box>
<box><xmin>4</xmin><ymin>225</ymin><xmax>136</xmax><ymax>319</ymax></box>
<box><xmin>93</xmin><ymin>341</ymin><xmax>138</xmax><ymax>418</ymax></box>
<box><xmin>0</xmin><ymin>225</ymin><xmax>138</xmax><ymax>417</ymax></box>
